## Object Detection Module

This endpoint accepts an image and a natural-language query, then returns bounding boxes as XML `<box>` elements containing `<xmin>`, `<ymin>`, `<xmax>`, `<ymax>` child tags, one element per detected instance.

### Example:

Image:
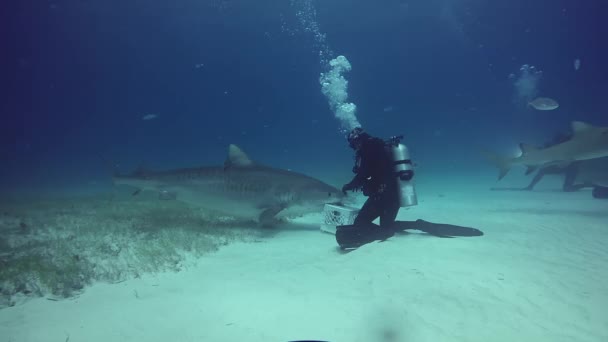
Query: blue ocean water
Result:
<box><xmin>3</xmin><ymin>0</ymin><xmax>605</xmax><ymax>195</ymax></box>
<box><xmin>3</xmin><ymin>1</ymin><xmax>608</xmax><ymax>339</ymax></box>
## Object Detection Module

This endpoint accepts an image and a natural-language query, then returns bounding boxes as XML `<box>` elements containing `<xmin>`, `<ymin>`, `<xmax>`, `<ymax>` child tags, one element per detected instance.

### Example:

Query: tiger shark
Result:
<box><xmin>113</xmin><ymin>144</ymin><xmax>343</xmax><ymax>225</ymax></box>
<box><xmin>484</xmin><ymin>121</ymin><xmax>608</xmax><ymax>180</ymax></box>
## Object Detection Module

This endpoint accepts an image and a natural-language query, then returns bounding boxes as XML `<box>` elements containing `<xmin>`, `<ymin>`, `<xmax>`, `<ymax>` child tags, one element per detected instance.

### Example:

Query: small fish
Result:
<box><xmin>142</xmin><ymin>114</ymin><xmax>158</xmax><ymax>121</ymax></box>
<box><xmin>528</xmin><ymin>97</ymin><xmax>559</xmax><ymax>111</ymax></box>
<box><xmin>574</xmin><ymin>58</ymin><xmax>581</xmax><ymax>71</ymax></box>
<box><xmin>383</xmin><ymin>106</ymin><xmax>394</xmax><ymax>112</ymax></box>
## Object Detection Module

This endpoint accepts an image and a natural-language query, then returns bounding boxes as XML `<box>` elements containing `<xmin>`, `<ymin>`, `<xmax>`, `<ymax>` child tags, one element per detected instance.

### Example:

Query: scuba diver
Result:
<box><xmin>341</xmin><ymin>127</ymin><xmax>402</xmax><ymax>230</ymax></box>
<box><xmin>336</xmin><ymin>127</ymin><xmax>483</xmax><ymax>249</ymax></box>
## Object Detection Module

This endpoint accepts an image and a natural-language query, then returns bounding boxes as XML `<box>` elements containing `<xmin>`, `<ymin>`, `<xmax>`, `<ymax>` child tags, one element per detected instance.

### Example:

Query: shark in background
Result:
<box><xmin>484</xmin><ymin>121</ymin><xmax>608</xmax><ymax>180</ymax></box>
<box><xmin>575</xmin><ymin>157</ymin><xmax>608</xmax><ymax>187</ymax></box>
<box><xmin>112</xmin><ymin>144</ymin><xmax>343</xmax><ymax>226</ymax></box>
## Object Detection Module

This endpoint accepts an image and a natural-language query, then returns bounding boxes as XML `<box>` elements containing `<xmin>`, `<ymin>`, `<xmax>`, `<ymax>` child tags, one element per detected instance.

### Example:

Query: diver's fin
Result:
<box><xmin>258</xmin><ymin>205</ymin><xmax>285</xmax><ymax>227</ymax></box>
<box><xmin>336</xmin><ymin>220</ymin><xmax>483</xmax><ymax>249</ymax></box>
<box><xmin>392</xmin><ymin>219</ymin><xmax>483</xmax><ymax>237</ymax></box>
<box><xmin>335</xmin><ymin>223</ymin><xmax>394</xmax><ymax>249</ymax></box>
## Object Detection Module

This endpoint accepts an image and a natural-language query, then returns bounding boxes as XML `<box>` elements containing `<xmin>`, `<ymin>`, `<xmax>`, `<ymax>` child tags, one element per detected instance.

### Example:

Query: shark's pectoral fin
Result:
<box><xmin>258</xmin><ymin>205</ymin><xmax>285</xmax><ymax>227</ymax></box>
<box><xmin>525</xmin><ymin>165</ymin><xmax>539</xmax><ymax>175</ymax></box>
<box><xmin>132</xmin><ymin>188</ymin><xmax>142</xmax><ymax>196</ymax></box>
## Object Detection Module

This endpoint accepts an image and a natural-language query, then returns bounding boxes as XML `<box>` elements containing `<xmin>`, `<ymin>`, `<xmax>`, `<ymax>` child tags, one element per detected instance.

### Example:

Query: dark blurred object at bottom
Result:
<box><xmin>592</xmin><ymin>186</ymin><xmax>608</xmax><ymax>199</ymax></box>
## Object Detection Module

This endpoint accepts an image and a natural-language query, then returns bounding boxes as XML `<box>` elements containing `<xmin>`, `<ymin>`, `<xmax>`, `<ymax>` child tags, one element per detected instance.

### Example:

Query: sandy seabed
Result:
<box><xmin>1</xmin><ymin>185</ymin><xmax>607</xmax><ymax>342</ymax></box>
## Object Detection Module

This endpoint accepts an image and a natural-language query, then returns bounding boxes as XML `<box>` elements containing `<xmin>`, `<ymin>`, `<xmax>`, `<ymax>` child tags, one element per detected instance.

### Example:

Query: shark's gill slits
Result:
<box><xmin>278</xmin><ymin>191</ymin><xmax>296</xmax><ymax>204</ymax></box>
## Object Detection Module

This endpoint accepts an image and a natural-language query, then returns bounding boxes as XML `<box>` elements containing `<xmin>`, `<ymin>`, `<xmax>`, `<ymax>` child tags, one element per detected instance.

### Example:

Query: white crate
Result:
<box><xmin>321</xmin><ymin>204</ymin><xmax>360</xmax><ymax>235</ymax></box>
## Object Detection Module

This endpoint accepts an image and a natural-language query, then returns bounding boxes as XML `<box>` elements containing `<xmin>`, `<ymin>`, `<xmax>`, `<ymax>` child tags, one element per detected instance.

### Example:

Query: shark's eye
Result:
<box><xmin>328</xmin><ymin>192</ymin><xmax>332</xmax><ymax>197</ymax></box>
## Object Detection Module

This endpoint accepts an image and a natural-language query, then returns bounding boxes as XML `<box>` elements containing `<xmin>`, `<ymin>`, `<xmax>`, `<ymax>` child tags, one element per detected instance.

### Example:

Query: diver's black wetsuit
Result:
<box><xmin>342</xmin><ymin>134</ymin><xmax>400</xmax><ymax>230</ymax></box>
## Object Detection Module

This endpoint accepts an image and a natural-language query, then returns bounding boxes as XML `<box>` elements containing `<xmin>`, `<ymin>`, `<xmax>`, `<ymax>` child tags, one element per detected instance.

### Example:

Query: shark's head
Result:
<box><xmin>278</xmin><ymin>178</ymin><xmax>344</xmax><ymax>218</ymax></box>
<box><xmin>297</xmin><ymin>180</ymin><xmax>344</xmax><ymax>206</ymax></box>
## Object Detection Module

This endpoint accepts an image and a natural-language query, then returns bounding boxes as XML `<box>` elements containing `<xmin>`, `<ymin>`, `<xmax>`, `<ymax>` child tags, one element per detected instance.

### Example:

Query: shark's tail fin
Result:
<box><xmin>480</xmin><ymin>149</ymin><xmax>511</xmax><ymax>180</ymax></box>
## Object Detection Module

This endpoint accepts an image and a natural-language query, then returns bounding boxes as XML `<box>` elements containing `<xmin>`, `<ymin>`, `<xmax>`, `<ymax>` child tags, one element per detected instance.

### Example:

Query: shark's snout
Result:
<box><xmin>294</xmin><ymin>182</ymin><xmax>343</xmax><ymax>205</ymax></box>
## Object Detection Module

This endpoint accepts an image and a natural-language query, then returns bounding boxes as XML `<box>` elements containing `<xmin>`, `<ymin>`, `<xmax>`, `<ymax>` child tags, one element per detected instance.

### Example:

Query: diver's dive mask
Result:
<box><xmin>347</xmin><ymin>127</ymin><xmax>367</xmax><ymax>150</ymax></box>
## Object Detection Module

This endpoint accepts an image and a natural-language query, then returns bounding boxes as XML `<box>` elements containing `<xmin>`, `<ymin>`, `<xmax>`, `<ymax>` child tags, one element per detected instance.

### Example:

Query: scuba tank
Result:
<box><xmin>386</xmin><ymin>135</ymin><xmax>418</xmax><ymax>207</ymax></box>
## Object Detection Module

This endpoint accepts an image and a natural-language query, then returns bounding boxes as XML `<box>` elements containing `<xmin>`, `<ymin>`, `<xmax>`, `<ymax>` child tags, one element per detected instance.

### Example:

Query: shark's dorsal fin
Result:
<box><xmin>224</xmin><ymin>144</ymin><xmax>254</xmax><ymax>169</ymax></box>
<box><xmin>572</xmin><ymin>121</ymin><xmax>593</xmax><ymax>133</ymax></box>
<box><xmin>519</xmin><ymin>143</ymin><xmax>539</xmax><ymax>155</ymax></box>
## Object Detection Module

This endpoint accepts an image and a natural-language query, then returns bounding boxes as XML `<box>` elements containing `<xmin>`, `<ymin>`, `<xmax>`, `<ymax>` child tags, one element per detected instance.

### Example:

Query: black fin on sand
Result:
<box><xmin>336</xmin><ymin>224</ymin><xmax>394</xmax><ymax>249</ymax></box>
<box><xmin>392</xmin><ymin>219</ymin><xmax>484</xmax><ymax>238</ymax></box>
<box><xmin>336</xmin><ymin>220</ymin><xmax>483</xmax><ymax>249</ymax></box>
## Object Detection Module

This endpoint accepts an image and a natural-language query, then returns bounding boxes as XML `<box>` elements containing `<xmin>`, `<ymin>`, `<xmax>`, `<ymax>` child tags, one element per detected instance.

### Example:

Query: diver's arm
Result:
<box><xmin>342</xmin><ymin>155</ymin><xmax>370</xmax><ymax>193</ymax></box>
<box><xmin>344</xmin><ymin>173</ymin><xmax>366</xmax><ymax>191</ymax></box>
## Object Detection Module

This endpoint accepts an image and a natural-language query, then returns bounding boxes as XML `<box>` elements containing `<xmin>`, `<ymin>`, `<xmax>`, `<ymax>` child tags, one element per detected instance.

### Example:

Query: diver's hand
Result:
<box><xmin>342</xmin><ymin>183</ymin><xmax>357</xmax><ymax>195</ymax></box>
<box><xmin>341</xmin><ymin>184</ymin><xmax>350</xmax><ymax>195</ymax></box>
